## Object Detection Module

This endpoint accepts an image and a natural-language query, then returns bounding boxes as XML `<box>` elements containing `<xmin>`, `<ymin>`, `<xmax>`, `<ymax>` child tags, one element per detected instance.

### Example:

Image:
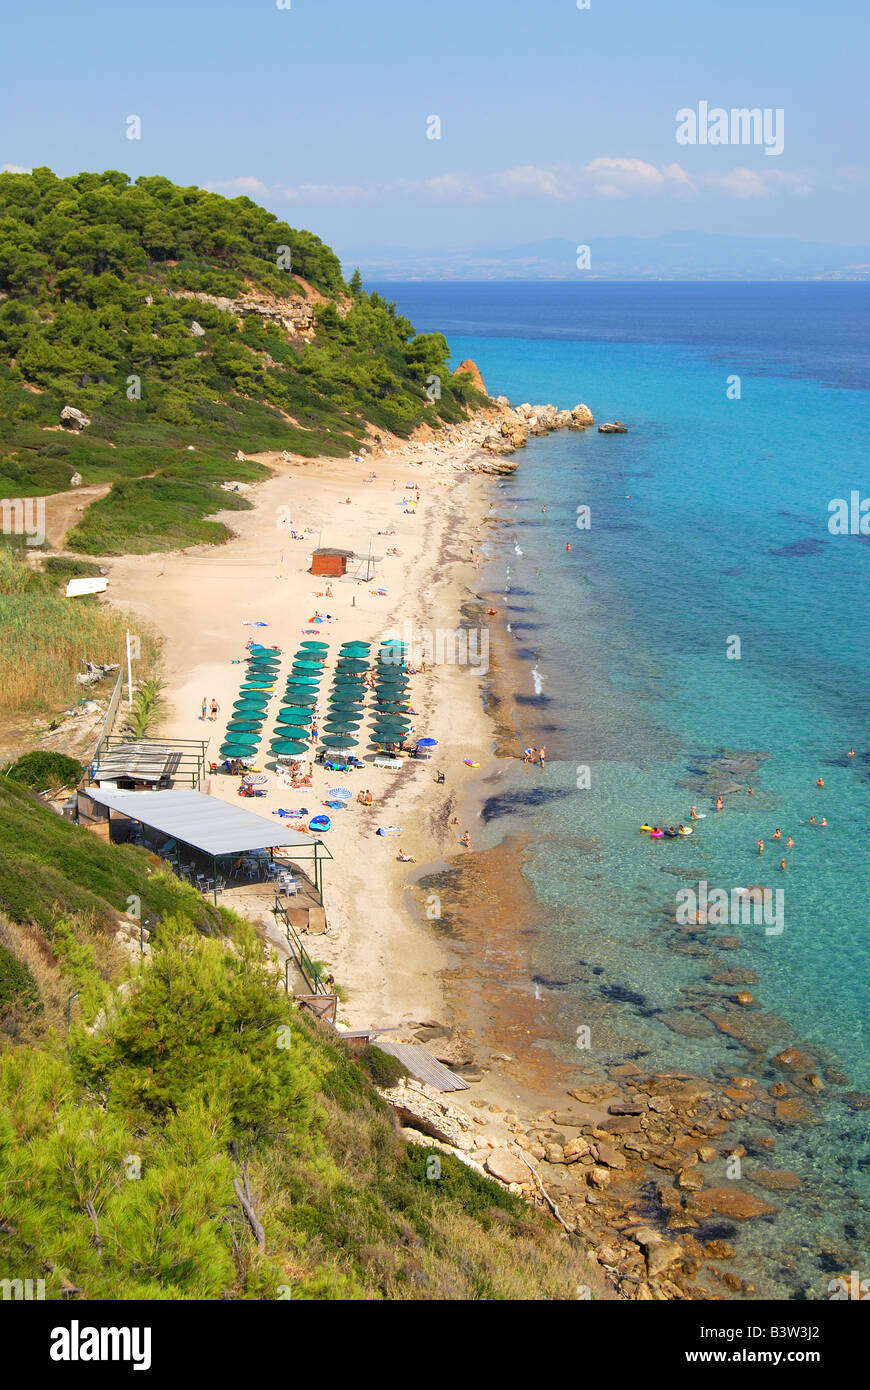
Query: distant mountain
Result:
<box><xmin>342</xmin><ymin>231</ymin><xmax>870</xmax><ymax>282</ymax></box>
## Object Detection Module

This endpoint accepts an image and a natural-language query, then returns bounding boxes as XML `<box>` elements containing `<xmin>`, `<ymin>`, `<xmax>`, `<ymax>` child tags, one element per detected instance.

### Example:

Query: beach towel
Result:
<box><xmin>376</xmin><ymin>826</ymin><xmax>402</xmax><ymax>836</ymax></box>
<box><xmin>273</xmin><ymin>807</ymin><xmax>309</xmax><ymax>817</ymax></box>
<box><xmin>243</xmin><ymin>620</ymin><xmax>269</xmax><ymax>627</ymax></box>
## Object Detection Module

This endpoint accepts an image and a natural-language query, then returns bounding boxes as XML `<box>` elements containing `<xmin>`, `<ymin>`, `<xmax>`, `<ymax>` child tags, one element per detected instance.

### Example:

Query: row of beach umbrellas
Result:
<box><xmin>220</xmin><ymin>643</ymin><xmax>282</xmax><ymax>759</ymax></box>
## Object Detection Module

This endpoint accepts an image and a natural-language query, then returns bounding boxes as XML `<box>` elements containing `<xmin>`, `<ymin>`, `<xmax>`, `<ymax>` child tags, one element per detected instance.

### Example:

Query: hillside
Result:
<box><xmin>0</xmin><ymin>778</ymin><xmax>599</xmax><ymax>1300</ymax></box>
<box><xmin>0</xmin><ymin>168</ymin><xmax>485</xmax><ymax>554</ymax></box>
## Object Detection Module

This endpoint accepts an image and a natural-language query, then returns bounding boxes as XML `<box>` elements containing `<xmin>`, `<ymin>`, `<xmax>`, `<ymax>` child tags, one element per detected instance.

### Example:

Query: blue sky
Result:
<box><xmin>3</xmin><ymin>0</ymin><xmax>868</xmax><ymax>260</ymax></box>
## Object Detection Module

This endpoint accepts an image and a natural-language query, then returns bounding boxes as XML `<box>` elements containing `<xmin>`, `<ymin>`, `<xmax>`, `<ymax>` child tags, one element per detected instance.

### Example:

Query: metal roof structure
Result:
<box><xmin>93</xmin><ymin>741</ymin><xmax>182</xmax><ymax>784</ymax></box>
<box><xmin>85</xmin><ymin>787</ymin><xmax>317</xmax><ymax>857</ymax></box>
<box><xmin>373</xmin><ymin>1041</ymin><xmax>469</xmax><ymax>1092</ymax></box>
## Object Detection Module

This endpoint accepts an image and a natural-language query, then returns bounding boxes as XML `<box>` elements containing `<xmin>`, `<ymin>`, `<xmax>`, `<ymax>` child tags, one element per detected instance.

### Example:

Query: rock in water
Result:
<box><xmin>452</xmin><ymin>359</ymin><xmax>487</xmax><ymax>395</ymax></box>
<box><xmin>570</xmin><ymin>403</ymin><xmax>594</xmax><ymax>428</ymax></box>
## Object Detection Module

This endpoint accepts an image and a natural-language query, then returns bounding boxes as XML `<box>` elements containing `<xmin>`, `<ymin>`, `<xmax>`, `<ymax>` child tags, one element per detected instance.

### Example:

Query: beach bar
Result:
<box><xmin>310</xmin><ymin>546</ymin><xmax>355</xmax><ymax>577</ymax></box>
<box><xmin>78</xmin><ymin>786</ymin><xmax>331</xmax><ymax>903</ymax></box>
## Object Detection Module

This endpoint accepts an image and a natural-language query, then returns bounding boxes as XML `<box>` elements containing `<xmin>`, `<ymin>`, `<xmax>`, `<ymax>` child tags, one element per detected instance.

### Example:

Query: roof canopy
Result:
<box><xmin>85</xmin><ymin>787</ymin><xmax>319</xmax><ymax>857</ymax></box>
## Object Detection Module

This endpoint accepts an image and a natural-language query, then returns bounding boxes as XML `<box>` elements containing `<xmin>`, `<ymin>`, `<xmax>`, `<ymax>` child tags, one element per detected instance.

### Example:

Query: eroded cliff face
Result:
<box><xmin>166</xmin><ymin>274</ymin><xmax>348</xmax><ymax>341</ymax></box>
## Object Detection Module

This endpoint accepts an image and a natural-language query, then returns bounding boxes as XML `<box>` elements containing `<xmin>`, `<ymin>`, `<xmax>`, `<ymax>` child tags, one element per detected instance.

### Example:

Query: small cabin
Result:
<box><xmin>310</xmin><ymin>547</ymin><xmax>354</xmax><ymax>577</ymax></box>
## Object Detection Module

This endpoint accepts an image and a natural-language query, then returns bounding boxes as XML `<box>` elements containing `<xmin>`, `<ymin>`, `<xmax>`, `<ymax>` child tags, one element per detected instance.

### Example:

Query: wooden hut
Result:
<box><xmin>310</xmin><ymin>547</ymin><xmax>354</xmax><ymax>577</ymax></box>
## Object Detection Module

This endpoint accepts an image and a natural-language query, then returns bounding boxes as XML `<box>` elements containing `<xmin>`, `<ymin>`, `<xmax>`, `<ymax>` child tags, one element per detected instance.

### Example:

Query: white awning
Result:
<box><xmin>84</xmin><ymin>787</ymin><xmax>318</xmax><ymax>857</ymax></box>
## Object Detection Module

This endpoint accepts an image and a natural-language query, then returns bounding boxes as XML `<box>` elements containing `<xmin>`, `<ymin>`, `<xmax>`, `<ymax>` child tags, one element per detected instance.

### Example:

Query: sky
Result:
<box><xmin>3</xmin><ymin>0</ymin><xmax>868</xmax><ymax>266</ymax></box>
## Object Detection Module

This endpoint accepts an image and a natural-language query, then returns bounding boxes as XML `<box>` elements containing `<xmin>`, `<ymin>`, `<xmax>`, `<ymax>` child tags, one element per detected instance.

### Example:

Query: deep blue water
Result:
<box><xmin>376</xmin><ymin>283</ymin><xmax>870</xmax><ymax>1297</ymax></box>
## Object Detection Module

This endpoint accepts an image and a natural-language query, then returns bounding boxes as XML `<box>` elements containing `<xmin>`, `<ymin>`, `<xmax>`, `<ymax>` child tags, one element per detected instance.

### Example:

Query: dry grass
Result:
<box><xmin>0</xmin><ymin>547</ymin><xmax>159</xmax><ymax>715</ymax></box>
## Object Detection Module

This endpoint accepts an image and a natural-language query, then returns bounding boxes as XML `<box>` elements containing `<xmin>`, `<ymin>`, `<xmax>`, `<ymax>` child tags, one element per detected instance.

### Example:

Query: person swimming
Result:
<box><xmin>815</xmin><ymin>777</ymin><xmax>825</xmax><ymax>787</ymax></box>
<box><xmin>787</xmin><ymin>835</ymin><xmax>794</xmax><ymax>848</ymax></box>
<box><xmin>757</xmin><ymin>839</ymin><xmax>765</xmax><ymax>854</ymax></box>
<box><xmin>690</xmin><ymin>806</ymin><xmax>698</xmax><ymax>819</ymax></box>
<box><xmin>780</xmin><ymin>858</ymin><xmax>787</xmax><ymax>871</ymax></box>
<box><xmin>772</xmin><ymin>829</ymin><xmax>782</xmax><ymax>840</ymax></box>
<box><xmin>821</xmin><ymin>817</ymin><xmax>827</xmax><ymax>826</ymax></box>
<box><xmin>848</xmin><ymin>748</ymin><xmax>855</xmax><ymax>757</ymax></box>
<box><xmin>715</xmin><ymin>796</ymin><xmax>724</xmax><ymax>812</ymax></box>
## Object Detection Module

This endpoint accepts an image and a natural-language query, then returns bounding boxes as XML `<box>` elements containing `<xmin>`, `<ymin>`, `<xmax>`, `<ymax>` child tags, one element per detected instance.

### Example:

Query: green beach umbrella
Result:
<box><xmin>328</xmin><ymin>698</ymin><xmax>364</xmax><ymax>709</ymax></box>
<box><xmin>271</xmin><ymin>739</ymin><xmax>309</xmax><ymax>757</ymax></box>
<box><xmin>300</xmin><ymin>640</ymin><xmax>329</xmax><ymax>649</ymax></box>
<box><xmin>292</xmin><ymin>660</ymin><xmax>322</xmax><ymax>671</ymax></box>
<box><xmin>220</xmin><ymin>743</ymin><xmax>259</xmax><ymax>758</ymax></box>
<box><xmin>341</xmin><ymin>641</ymin><xmax>370</xmax><ymax>650</ymax></box>
<box><xmin>226</xmin><ymin>719</ymin><xmax>263</xmax><ymax>732</ymax></box>
<box><xmin>283</xmin><ymin>693</ymin><xmax>317</xmax><ymax>706</ymax></box>
<box><xmin>324</xmin><ymin>717</ymin><xmax>361</xmax><ymax>731</ymax></box>
<box><xmin>321</xmin><ymin>734</ymin><xmax>358</xmax><ymax>749</ymax></box>
<box><xmin>233</xmin><ymin>698</ymin><xmax>269</xmax><ymax>713</ymax></box>
<box><xmin>278</xmin><ymin>705</ymin><xmax>313</xmax><ymax>721</ymax></box>
<box><xmin>240</xmin><ymin>681</ymin><xmax>274</xmax><ymax>692</ymax></box>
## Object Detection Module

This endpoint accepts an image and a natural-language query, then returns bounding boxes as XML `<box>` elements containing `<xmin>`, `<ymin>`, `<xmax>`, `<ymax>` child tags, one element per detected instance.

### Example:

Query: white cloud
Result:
<box><xmin>205</xmin><ymin>159</ymin><xmax>816</xmax><ymax>207</ymax></box>
<box><xmin>2</xmin><ymin>163</ymin><xmax>32</xmax><ymax>174</ymax></box>
<box><xmin>705</xmin><ymin>167</ymin><xmax>813</xmax><ymax>198</ymax></box>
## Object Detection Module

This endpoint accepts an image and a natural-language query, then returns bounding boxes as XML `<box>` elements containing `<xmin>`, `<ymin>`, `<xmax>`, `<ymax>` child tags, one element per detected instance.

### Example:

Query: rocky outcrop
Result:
<box><xmin>452</xmin><ymin>359</ymin><xmax>487</xmax><ymax>395</ymax></box>
<box><xmin>571</xmin><ymin>403</ymin><xmax>594</xmax><ymax>428</ymax></box>
<box><xmin>598</xmin><ymin>420</ymin><xmax>628</xmax><ymax>433</ymax></box>
<box><xmin>378</xmin><ymin>1078</ymin><xmax>474</xmax><ymax>1150</ymax></box>
<box><xmin>167</xmin><ymin>286</ymin><xmax>317</xmax><ymax>339</ymax></box>
<box><xmin>60</xmin><ymin>406</ymin><xmax>90</xmax><ymax>430</ymax></box>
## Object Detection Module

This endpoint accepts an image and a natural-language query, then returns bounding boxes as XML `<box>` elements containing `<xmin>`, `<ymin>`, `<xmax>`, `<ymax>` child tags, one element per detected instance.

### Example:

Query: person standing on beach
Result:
<box><xmin>538</xmin><ymin>746</ymin><xmax>546</xmax><ymax>769</ymax></box>
<box><xmin>210</xmin><ymin>698</ymin><xmax>219</xmax><ymax>722</ymax></box>
<box><xmin>459</xmin><ymin>831</ymin><xmax>470</xmax><ymax>849</ymax></box>
<box><xmin>715</xmin><ymin>795</ymin><xmax>724</xmax><ymax>812</ymax></box>
<box><xmin>201</xmin><ymin>696</ymin><xmax>207</xmax><ymax>721</ymax></box>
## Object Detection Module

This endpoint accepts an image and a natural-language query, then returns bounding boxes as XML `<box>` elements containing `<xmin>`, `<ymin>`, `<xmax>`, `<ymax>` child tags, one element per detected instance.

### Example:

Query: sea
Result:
<box><xmin>375</xmin><ymin>282</ymin><xmax>870</xmax><ymax>1297</ymax></box>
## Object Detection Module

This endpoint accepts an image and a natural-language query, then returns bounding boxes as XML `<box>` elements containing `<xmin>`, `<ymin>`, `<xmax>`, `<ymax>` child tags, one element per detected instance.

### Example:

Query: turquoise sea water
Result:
<box><xmin>380</xmin><ymin>284</ymin><xmax>870</xmax><ymax>1294</ymax></box>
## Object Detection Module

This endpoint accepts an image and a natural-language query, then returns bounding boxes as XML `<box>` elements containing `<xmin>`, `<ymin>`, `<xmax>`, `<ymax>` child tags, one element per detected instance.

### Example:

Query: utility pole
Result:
<box><xmin>125</xmin><ymin>630</ymin><xmax>134</xmax><ymax>707</ymax></box>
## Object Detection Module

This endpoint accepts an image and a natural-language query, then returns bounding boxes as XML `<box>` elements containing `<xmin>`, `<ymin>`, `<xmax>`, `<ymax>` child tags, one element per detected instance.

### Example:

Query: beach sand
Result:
<box><xmin>102</xmin><ymin>432</ymin><xmax>503</xmax><ymax>1031</ymax></box>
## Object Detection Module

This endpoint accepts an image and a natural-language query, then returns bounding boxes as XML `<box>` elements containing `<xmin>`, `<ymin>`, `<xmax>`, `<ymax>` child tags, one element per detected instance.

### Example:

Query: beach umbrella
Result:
<box><xmin>292</xmin><ymin>660</ymin><xmax>322</xmax><ymax>671</ymax></box>
<box><xmin>248</xmin><ymin>655</ymin><xmax>280</xmax><ymax>666</ymax></box>
<box><xmin>271</xmin><ymin>739</ymin><xmax>309</xmax><ymax>757</ymax></box>
<box><xmin>220</xmin><ymin>743</ymin><xmax>259</xmax><ymax>758</ymax></box>
<box><xmin>275</xmin><ymin>721</ymin><xmax>311</xmax><ymax>737</ymax></box>
<box><xmin>321</xmin><ymin>734</ymin><xmax>358</xmax><ymax>749</ymax></box>
<box><xmin>246</xmin><ymin>663</ymin><xmax>280</xmax><ymax>675</ymax></box>
<box><xmin>416</xmin><ymin>737</ymin><xmax>438</xmax><ymax>748</ymax></box>
<box><xmin>324</xmin><ymin>719</ymin><xmax>361</xmax><ymax>733</ymax></box>
<box><xmin>287</xmin><ymin>672</ymin><xmax>320</xmax><ymax>683</ymax></box>
<box><xmin>328</xmin><ymin>788</ymin><xmax>352</xmax><ymax>800</ymax></box>
<box><xmin>371</xmin><ymin>722</ymin><xmax>411</xmax><ymax>736</ymax></box>
<box><xmin>328</xmin><ymin>698</ymin><xmax>364</xmax><ymax>710</ymax></box>
<box><xmin>226</xmin><ymin>719</ymin><xmax>263</xmax><ymax>732</ymax></box>
<box><xmin>336</xmin><ymin>657</ymin><xmax>368</xmax><ymax>669</ymax></box>
<box><xmin>341</xmin><ymin>641</ymin><xmax>370</xmax><ymax>651</ymax></box>
<box><xmin>240</xmin><ymin>682</ymin><xmax>274</xmax><ymax>693</ymax></box>
<box><xmin>233</xmin><ymin>698</ymin><xmax>269</xmax><ymax>713</ymax></box>
<box><xmin>278</xmin><ymin>705</ymin><xmax>314</xmax><ymax>721</ymax></box>
<box><xmin>282</xmin><ymin>692</ymin><xmax>317</xmax><ymax>706</ymax></box>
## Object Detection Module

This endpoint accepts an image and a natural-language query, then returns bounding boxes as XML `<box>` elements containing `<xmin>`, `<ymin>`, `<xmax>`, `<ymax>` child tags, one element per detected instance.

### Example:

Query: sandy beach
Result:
<box><xmin>100</xmin><ymin>426</ymin><xmax>505</xmax><ymax>1033</ymax></box>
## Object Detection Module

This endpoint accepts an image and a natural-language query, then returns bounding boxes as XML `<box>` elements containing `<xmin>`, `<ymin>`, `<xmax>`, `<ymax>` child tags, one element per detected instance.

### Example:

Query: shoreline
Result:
<box><xmin>67</xmin><ymin>397</ymin><xmax>868</xmax><ymax>1301</ymax></box>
